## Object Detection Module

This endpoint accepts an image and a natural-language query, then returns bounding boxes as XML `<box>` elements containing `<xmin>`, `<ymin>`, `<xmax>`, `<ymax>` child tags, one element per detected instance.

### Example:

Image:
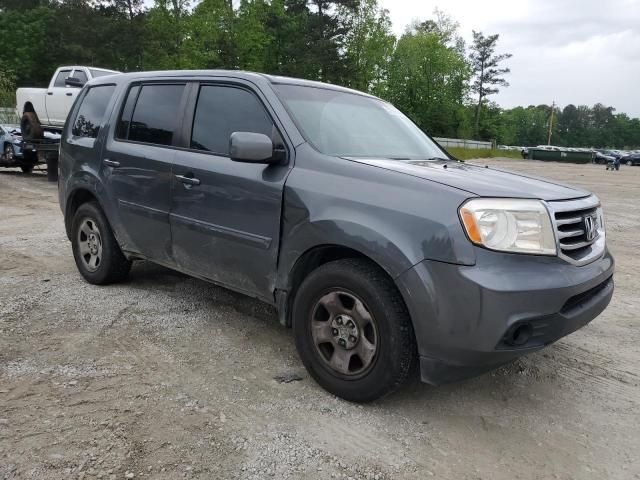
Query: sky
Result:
<box><xmin>379</xmin><ymin>0</ymin><xmax>640</xmax><ymax>117</ymax></box>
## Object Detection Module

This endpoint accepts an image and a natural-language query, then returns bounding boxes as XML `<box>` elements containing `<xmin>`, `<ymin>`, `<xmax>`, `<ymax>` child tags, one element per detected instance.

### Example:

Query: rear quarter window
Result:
<box><xmin>71</xmin><ymin>85</ymin><xmax>116</xmax><ymax>139</ymax></box>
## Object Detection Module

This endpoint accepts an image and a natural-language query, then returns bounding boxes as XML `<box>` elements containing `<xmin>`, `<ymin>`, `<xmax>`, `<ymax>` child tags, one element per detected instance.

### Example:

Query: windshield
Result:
<box><xmin>273</xmin><ymin>84</ymin><xmax>448</xmax><ymax>160</ymax></box>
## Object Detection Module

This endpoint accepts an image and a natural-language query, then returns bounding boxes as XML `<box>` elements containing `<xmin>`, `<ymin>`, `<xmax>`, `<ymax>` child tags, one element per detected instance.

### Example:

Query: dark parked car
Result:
<box><xmin>58</xmin><ymin>71</ymin><xmax>615</xmax><ymax>402</ymax></box>
<box><xmin>621</xmin><ymin>153</ymin><xmax>640</xmax><ymax>166</ymax></box>
<box><xmin>593</xmin><ymin>151</ymin><xmax>615</xmax><ymax>165</ymax></box>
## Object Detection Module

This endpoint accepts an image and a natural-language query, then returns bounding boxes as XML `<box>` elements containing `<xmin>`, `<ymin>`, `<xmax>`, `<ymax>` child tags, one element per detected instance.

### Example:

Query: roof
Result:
<box><xmin>90</xmin><ymin>69</ymin><xmax>374</xmax><ymax>98</ymax></box>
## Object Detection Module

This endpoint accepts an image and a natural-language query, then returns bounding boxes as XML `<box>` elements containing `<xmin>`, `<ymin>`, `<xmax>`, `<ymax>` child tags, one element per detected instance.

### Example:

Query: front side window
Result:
<box><xmin>274</xmin><ymin>84</ymin><xmax>448</xmax><ymax>160</ymax></box>
<box><xmin>123</xmin><ymin>84</ymin><xmax>185</xmax><ymax>146</ymax></box>
<box><xmin>71</xmin><ymin>85</ymin><xmax>116</xmax><ymax>139</ymax></box>
<box><xmin>54</xmin><ymin>70</ymin><xmax>72</xmax><ymax>87</ymax></box>
<box><xmin>191</xmin><ymin>85</ymin><xmax>274</xmax><ymax>155</ymax></box>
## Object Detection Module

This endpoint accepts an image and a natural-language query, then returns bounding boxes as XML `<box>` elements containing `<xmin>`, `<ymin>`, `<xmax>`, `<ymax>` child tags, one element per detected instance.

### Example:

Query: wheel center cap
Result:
<box><xmin>331</xmin><ymin>314</ymin><xmax>359</xmax><ymax>349</ymax></box>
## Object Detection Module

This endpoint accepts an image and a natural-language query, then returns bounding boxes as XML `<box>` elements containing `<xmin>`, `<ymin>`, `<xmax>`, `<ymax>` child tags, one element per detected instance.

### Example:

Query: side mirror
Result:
<box><xmin>229</xmin><ymin>132</ymin><xmax>277</xmax><ymax>164</ymax></box>
<box><xmin>65</xmin><ymin>77</ymin><xmax>85</xmax><ymax>88</ymax></box>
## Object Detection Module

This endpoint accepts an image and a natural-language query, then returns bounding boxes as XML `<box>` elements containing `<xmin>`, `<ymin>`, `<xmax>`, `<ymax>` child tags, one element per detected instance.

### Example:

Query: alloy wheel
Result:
<box><xmin>77</xmin><ymin>218</ymin><xmax>103</xmax><ymax>272</ymax></box>
<box><xmin>310</xmin><ymin>290</ymin><xmax>378</xmax><ymax>377</ymax></box>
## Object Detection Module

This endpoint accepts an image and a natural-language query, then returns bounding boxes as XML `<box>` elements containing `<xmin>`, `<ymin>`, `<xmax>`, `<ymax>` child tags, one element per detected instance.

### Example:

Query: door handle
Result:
<box><xmin>47</xmin><ymin>92</ymin><xmax>53</xmax><ymax>96</ymax></box>
<box><xmin>175</xmin><ymin>174</ymin><xmax>200</xmax><ymax>186</ymax></box>
<box><xmin>66</xmin><ymin>92</ymin><xmax>73</xmax><ymax>96</ymax></box>
<box><xmin>103</xmin><ymin>159</ymin><xmax>120</xmax><ymax>168</ymax></box>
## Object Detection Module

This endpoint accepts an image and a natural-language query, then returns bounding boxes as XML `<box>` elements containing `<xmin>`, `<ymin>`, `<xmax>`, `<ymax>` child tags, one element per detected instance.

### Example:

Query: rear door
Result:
<box><xmin>102</xmin><ymin>82</ymin><xmax>188</xmax><ymax>265</ymax></box>
<box><xmin>170</xmin><ymin>81</ymin><xmax>291</xmax><ymax>301</ymax></box>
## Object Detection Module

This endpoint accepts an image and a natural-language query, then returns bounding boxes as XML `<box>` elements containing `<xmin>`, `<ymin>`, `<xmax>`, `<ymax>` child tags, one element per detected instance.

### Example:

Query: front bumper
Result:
<box><xmin>396</xmin><ymin>247</ymin><xmax>615</xmax><ymax>385</ymax></box>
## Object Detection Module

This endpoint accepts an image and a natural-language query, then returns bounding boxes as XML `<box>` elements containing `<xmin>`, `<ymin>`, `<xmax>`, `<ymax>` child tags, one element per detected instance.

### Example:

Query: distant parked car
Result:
<box><xmin>594</xmin><ymin>151</ymin><xmax>615</xmax><ymax>165</ymax></box>
<box><xmin>521</xmin><ymin>147</ymin><xmax>529</xmax><ymax>159</ymax></box>
<box><xmin>621</xmin><ymin>153</ymin><xmax>640</xmax><ymax>166</ymax></box>
<box><xmin>597</xmin><ymin>149</ymin><xmax>623</xmax><ymax>160</ymax></box>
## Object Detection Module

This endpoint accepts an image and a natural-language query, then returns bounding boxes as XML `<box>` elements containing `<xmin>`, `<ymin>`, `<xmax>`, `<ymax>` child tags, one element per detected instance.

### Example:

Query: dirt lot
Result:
<box><xmin>0</xmin><ymin>159</ymin><xmax>638</xmax><ymax>480</ymax></box>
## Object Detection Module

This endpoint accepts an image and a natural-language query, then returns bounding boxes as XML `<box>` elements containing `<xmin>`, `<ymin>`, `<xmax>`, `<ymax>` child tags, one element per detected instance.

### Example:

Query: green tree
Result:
<box><xmin>341</xmin><ymin>0</ymin><xmax>395</xmax><ymax>93</ymax></box>
<box><xmin>385</xmin><ymin>21</ymin><xmax>470</xmax><ymax>137</ymax></box>
<box><xmin>0</xmin><ymin>67</ymin><xmax>16</xmax><ymax>107</ymax></box>
<box><xmin>144</xmin><ymin>0</ymin><xmax>191</xmax><ymax>69</ymax></box>
<box><xmin>469</xmin><ymin>30</ymin><xmax>512</xmax><ymax>136</ymax></box>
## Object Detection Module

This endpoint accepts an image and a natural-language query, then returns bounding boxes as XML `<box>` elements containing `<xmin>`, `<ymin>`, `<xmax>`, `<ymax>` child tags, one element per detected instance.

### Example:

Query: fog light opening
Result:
<box><xmin>508</xmin><ymin>323</ymin><xmax>533</xmax><ymax>346</ymax></box>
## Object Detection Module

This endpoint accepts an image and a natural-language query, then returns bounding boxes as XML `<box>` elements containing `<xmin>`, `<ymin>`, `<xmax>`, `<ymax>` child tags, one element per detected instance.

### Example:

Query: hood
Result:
<box><xmin>344</xmin><ymin>158</ymin><xmax>589</xmax><ymax>201</ymax></box>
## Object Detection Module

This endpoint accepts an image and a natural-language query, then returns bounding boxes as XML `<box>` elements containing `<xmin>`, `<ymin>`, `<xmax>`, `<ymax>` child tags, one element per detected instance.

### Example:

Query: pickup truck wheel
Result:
<box><xmin>292</xmin><ymin>259</ymin><xmax>417</xmax><ymax>403</ymax></box>
<box><xmin>20</xmin><ymin>112</ymin><xmax>44</xmax><ymax>140</ymax></box>
<box><xmin>71</xmin><ymin>202</ymin><xmax>131</xmax><ymax>285</ymax></box>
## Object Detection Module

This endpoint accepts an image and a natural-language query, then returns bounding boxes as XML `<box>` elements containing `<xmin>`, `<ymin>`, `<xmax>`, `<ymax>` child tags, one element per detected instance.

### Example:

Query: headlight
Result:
<box><xmin>459</xmin><ymin>198</ymin><xmax>557</xmax><ymax>255</ymax></box>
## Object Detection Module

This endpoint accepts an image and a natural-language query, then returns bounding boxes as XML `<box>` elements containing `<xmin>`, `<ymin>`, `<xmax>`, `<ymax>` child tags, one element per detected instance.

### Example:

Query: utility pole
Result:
<box><xmin>547</xmin><ymin>101</ymin><xmax>555</xmax><ymax>145</ymax></box>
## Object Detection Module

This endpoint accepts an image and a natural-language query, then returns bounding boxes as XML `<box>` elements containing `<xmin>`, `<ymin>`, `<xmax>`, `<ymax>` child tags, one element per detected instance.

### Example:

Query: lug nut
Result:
<box><xmin>349</xmin><ymin>335</ymin><xmax>356</xmax><ymax>342</ymax></box>
<box><xmin>332</xmin><ymin>328</ymin><xmax>338</xmax><ymax>335</ymax></box>
<box><xmin>338</xmin><ymin>338</ymin><xmax>346</xmax><ymax>347</ymax></box>
<box><xmin>336</xmin><ymin>317</ymin><xmax>343</xmax><ymax>325</ymax></box>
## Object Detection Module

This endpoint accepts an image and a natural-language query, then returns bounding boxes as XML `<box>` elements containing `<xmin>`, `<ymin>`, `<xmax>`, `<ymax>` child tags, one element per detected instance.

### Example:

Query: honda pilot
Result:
<box><xmin>58</xmin><ymin>71</ymin><xmax>614</xmax><ymax>402</ymax></box>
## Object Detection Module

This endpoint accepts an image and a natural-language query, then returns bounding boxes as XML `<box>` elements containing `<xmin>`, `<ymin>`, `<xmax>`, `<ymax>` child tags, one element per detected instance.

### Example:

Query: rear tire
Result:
<box><xmin>292</xmin><ymin>259</ymin><xmax>417</xmax><ymax>403</ymax></box>
<box><xmin>20</xmin><ymin>112</ymin><xmax>44</xmax><ymax>140</ymax></box>
<box><xmin>46</xmin><ymin>155</ymin><xmax>58</xmax><ymax>182</ymax></box>
<box><xmin>71</xmin><ymin>201</ymin><xmax>131</xmax><ymax>285</ymax></box>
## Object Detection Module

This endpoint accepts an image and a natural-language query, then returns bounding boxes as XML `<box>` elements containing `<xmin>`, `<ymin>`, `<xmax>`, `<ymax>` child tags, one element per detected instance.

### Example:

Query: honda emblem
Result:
<box><xmin>583</xmin><ymin>215</ymin><xmax>597</xmax><ymax>241</ymax></box>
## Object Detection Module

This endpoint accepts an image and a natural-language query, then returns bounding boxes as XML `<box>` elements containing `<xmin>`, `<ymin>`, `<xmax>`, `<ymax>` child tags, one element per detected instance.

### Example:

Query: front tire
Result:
<box><xmin>71</xmin><ymin>202</ymin><xmax>131</xmax><ymax>285</ymax></box>
<box><xmin>627</xmin><ymin>160</ymin><xmax>633</xmax><ymax>166</ymax></box>
<box><xmin>292</xmin><ymin>259</ymin><xmax>417</xmax><ymax>403</ymax></box>
<box><xmin>4</xmin><ymin>143</ymin><xmax>15</xmax><ymax>163</ymax></box>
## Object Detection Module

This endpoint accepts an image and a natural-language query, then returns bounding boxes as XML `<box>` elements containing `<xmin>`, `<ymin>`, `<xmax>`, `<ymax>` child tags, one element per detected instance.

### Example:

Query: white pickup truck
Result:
<box><xmin>16</xmin><ymin>66</ymin><xmax>118</xmax><ymax>139</ymax></box>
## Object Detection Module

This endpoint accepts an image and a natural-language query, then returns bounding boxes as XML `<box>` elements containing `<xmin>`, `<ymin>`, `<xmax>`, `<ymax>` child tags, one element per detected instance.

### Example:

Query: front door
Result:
<box><xmin>170</xmin><ymin>83</ymin><xmax>290</xmax><ymax>301</ymax></box>
<box><xmin>102</xmin><ymin>83</ymin><xmax>188</xmax><ymax>265</ymax></box>
<box><xmin>46</xmin><ymin>69</ymin><xmax>73</xmax><ymax>126</ymax></box>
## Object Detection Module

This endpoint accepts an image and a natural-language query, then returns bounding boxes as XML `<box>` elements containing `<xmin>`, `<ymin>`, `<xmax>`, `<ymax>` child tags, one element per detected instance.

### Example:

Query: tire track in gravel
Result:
<box><xmin>540</xmin><ymin>342</ymin><xmax>640</xmax><ymax>408</ymax></box>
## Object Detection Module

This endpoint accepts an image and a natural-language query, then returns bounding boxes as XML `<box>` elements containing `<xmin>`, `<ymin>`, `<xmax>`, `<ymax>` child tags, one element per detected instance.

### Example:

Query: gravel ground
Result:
<box><xmin>0</xmin><ymin>159</ymin><xmax>638</xmax><ymax>480</ymax></box>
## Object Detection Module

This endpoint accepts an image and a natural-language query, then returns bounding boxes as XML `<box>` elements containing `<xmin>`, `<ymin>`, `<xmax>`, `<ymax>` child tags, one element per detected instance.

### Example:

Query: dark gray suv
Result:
<box><xmin>59</xmin><ymin>71</ymin><xmax>614</xmax><ymax>402</ymax></box>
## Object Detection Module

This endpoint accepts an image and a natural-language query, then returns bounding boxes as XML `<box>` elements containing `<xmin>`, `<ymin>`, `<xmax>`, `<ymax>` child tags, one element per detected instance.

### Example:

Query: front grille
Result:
<box><xmin>547</xmin><ymin>196</ymin><xmax>604</xmax><ymax>266</ymax></box>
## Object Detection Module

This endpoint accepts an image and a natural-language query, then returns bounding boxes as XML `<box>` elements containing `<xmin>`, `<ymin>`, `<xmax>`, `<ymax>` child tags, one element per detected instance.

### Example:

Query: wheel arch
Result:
<box><xmin>276</xmin><ymin>242</ymin><xmax>412</xmax><ymax>329</ymax></box>
<box><xmin>64</xmin><ymin>187</ymin><xmax>104</xmax><ymax>241</ymax></box>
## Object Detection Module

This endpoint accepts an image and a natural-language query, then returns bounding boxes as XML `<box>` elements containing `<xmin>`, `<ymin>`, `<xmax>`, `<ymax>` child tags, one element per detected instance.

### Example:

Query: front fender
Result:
<box><xmin>276</xmin><ymin>218</ymin><xmax>414</xmax><ymax>291</ymax></box>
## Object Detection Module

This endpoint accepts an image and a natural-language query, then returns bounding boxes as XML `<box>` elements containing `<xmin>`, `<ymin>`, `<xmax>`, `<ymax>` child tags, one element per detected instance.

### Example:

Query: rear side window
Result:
<box><xmin>191</xmin><ymin>85</ymin><xmax>273</xmax><ymax>155</ymax></box>
<box><xmin>120</xmin><ymin>84</ymin><xmax>185</xmax><ymax>146</ymax></box>
<box><xmin>71</xmin><ymin>85</ymin><xmax>116</xmax><ymax>138</ymax></box>
<box><xmin>73</xmin><ymin>70</ymin><xmax>88</xmax><ymax>84</ymax></box>
<box><xmin>54</xmin><ymin>70</ymin><xmax>72</xmax><ymax>87</ymax></box>
<box><xmin>116</xmin><ymin>85</ymin><xmax>140</xmax><ymax>139</ymax></box>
